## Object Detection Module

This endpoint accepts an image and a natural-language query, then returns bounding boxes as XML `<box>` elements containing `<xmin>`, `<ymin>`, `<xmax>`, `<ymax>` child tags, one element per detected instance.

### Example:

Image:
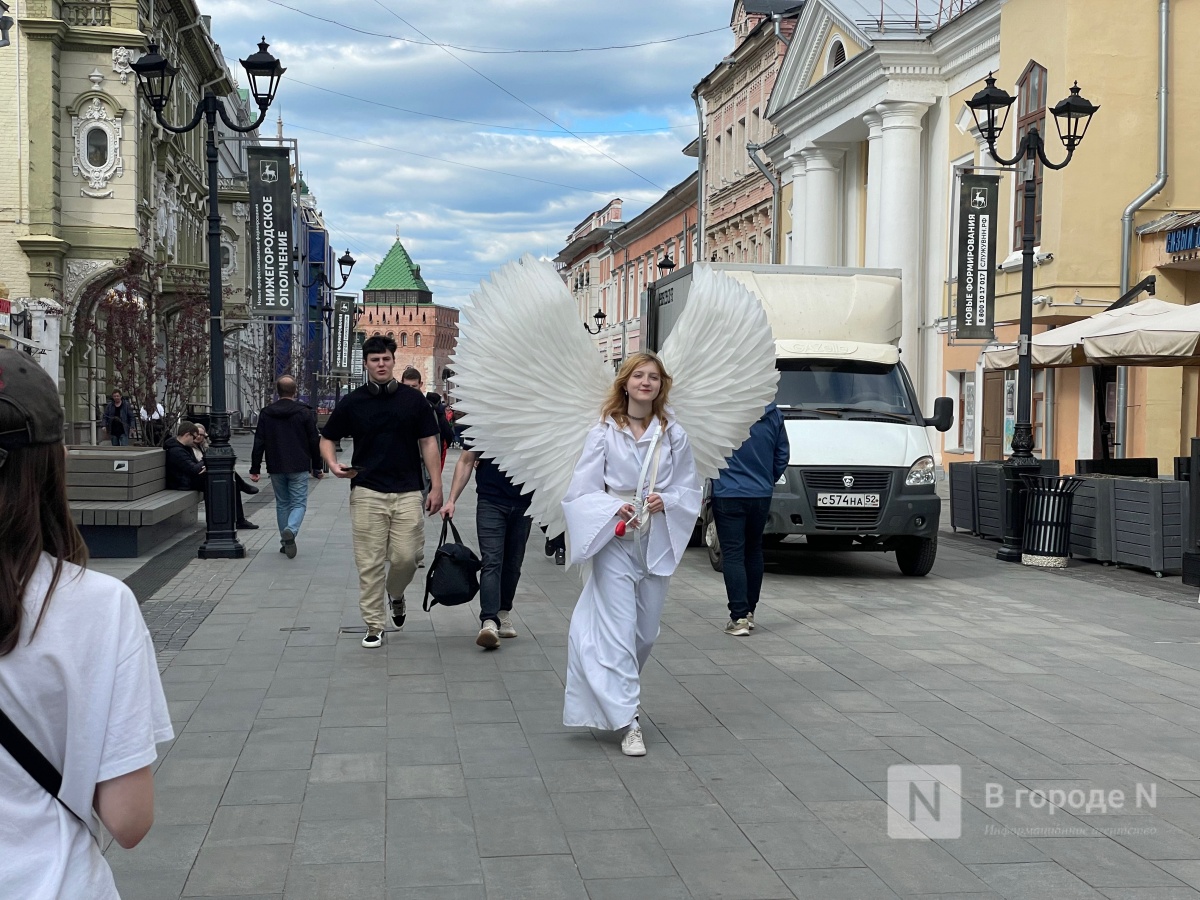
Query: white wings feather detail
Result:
<box><xmin>660</xmin><ymin>265</ymin><xmax>780</xmax><ymax>483</ymax></box>
<box><xmin>450</xmin><ymin>255</ymin><xmax>610</xmax><ymax>538</ymax></box>
<box><xmin>451</xmin><ymin>259</ymin><xmax>778</xmax><ymax>536</ymax></box>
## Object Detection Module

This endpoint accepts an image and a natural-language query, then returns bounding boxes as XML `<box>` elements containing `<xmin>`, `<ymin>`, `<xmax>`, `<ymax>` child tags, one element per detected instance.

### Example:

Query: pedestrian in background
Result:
<box><xmin>320</xmin><ymin>335</ymin><xmax>444</xmax><ymax>649</ymax></box>
<box><xmin>710</xmin><ymin>402</ymin><xmax>789</xmax><ymax>637</ymax></box>
<box><xmin>442</xmin><ymin>429</ymin><xmax>532</xmax><ymax>650</ymax></box>
<box><xmin>102</xmin><ymin>389</ymin><xmax>135</xmax><ymax>446</ymax></box>
<box><xmin>0</xmin><ymin>348</ymin><xmax>172</xmax><ymax>899</ymax></box>
<box><xmin>193</xmin><ymin>423</ymin><xmax>259</xmax><ymax>529</ymax></box>
<box><xmin>250</xmin><ymin>375</ymin><xmax>323</xmax><ymax>559</ymax></box>
<box><xmin>164</xmin><ymin>420</ymin><xmax>205</xmax><ymax>491</ymax></box>
<box><xmin>140</xmin><ymin>394</ymin><xmax>165</xmax><ymax>446</ymax></box>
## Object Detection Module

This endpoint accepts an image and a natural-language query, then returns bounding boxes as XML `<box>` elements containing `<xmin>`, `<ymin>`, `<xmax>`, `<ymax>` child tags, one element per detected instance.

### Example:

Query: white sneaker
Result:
<box><xmin>497</xmin><ymin>612</ymin><xmax>517</xmax><ymax>638</ymax></box>
<box><xmin>724</xmin><ymin>618</ymin><xmax>751</xmax><ymax>637</ymax></box>
<box><xmin>621</xmin><ymin>726</ymin><xmax>647</xmax><ymax>757</ymax></box>
<box><xmin>476</xmin><ymin>620</ymin><xmax>500</xmax><ymax>649</ymax></box>
<box><xmin>747</xmin><ymin>611</ymin><xmax>756</xmax><ymax>630</ymax></box>
<box><xmin>361</xmin><ymin>630</ymin><xmax>383</xmax><ymax>649</ymax></box>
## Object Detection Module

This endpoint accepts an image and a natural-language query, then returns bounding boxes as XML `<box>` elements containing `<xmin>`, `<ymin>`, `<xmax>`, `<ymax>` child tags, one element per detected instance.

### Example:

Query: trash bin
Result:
<box><xmin>1020</xmin><ymin>474</ymin><xmax>1083</xmax><ymax>568</ymax></box>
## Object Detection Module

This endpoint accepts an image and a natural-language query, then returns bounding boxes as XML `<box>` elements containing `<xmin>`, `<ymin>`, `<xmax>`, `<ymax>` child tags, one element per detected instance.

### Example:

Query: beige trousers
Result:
<box><xmin>349</xmin><ymin>486</ymin><xmax>426</xmax><ymax>631</ymax></box>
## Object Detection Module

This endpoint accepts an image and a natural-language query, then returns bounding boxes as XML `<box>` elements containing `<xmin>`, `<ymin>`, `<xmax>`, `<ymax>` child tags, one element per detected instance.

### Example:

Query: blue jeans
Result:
<box><xmin>476</xmin><ymin>497</ymin><xmax>532</xmax><ymax>625</ymax></box>
<box><xmin>271</xmin><ymin>472</ymin><xmax>310</xmax><ymax>537</ymax></box>
<box><xmin>711</xmin><ymin>495</ymin><xmax>772</xmax><ymax>621</ymax></box>
<box><xmin>110</xmin><ymin>434</ymin><xmax>129</xmax><ymax>446</ymax></box>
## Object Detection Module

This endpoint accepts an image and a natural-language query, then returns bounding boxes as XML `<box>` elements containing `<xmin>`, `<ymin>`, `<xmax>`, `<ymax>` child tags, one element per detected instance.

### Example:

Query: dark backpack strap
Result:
<box><xmin>0</xmin><ymin>707</ymin><xmax>87</xmax><ymax>827</ymax></box>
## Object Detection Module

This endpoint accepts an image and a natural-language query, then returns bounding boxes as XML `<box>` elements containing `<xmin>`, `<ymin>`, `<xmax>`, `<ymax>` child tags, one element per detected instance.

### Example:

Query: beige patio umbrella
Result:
<box><xmin>1083</xmin><ymin>300</ymin><xmax>1200</xmax><ymax>366</ymax></box>
<box><xmin>980</xmin><ymin>299</ymin><xmax>1180</xmax><ymax>370</ymax></box>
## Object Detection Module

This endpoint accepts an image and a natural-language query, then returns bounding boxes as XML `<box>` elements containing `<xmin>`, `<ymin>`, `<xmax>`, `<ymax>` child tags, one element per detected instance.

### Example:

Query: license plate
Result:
<box><xmin>817</xmin><ymin>492</ymin><xmax>880</xmax><ymax>508</ymax></box>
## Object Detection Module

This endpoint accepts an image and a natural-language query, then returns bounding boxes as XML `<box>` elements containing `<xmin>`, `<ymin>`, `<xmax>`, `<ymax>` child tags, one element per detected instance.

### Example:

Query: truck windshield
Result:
<box><xmin>775</xmin><ymin>360</ymin><xmax>917</xmax><ymax>419</ymax></box>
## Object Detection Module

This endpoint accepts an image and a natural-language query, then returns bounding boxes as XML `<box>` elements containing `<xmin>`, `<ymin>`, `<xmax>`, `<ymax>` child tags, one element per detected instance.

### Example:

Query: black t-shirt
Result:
<box><xmin>463</xmin><ymin>429</ymin><xmax>530</xmax><ymax>509</ymax></box>
<box><xmin>320</xmin><ymin>382</ymin><xmax>440</xmax><ymax>493</ymax></box>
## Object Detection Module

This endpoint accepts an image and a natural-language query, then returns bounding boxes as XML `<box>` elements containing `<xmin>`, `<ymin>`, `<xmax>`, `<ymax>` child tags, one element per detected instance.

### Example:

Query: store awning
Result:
<box><xmin>980</xmin><ymin>299</ymin><xmax>1181</xmax><ymax>370</ymax></box>
<box><xmin>1083</xmin><ymin>300</ymin><xmax>1200</xmax><ymax>366</ymax></box>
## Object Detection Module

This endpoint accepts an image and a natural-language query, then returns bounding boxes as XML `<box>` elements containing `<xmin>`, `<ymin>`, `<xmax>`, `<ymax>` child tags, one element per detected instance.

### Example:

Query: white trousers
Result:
<box><xmin>563</xmin><ymin>534</ymin><xmax>669</xmax><ymax>731</ymax></box>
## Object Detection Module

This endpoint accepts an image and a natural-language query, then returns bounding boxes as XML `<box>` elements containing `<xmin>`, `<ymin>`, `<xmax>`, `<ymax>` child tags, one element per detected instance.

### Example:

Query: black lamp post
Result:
<box><xmin>967</xmin><ymin>73</ymin><xmax>1098</xmax><ymax>562</ymax></box>
<box><xmin>303</xmin><ymin>249</ymin><xmax>356</xmax><ymax>292</ymax></box>
<box><xmin>132</xmin><ymin>37</ymin><xmax>285</xmax><ymax>559</ymax></box>
<box><xmin>583</xmin><ymin>307</ymin><xmax>607</xmax><ymax>335</ymax></box>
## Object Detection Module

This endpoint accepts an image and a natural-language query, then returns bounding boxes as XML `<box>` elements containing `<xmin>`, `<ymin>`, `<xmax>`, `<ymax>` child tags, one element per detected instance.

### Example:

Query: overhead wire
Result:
<box><xmin>367</xmin><ymin>0</ymin><xmax>668</xmax><ymax>192</ymax></box>
<box><xmin>287</xmin><ymin>77</ymin><xmax>691</xmax><ymax>135</ymax></box>
<box><xmin>261</xmin><ymin>0</ymin><xmax>724</xmax><ymax>53</ymax></box>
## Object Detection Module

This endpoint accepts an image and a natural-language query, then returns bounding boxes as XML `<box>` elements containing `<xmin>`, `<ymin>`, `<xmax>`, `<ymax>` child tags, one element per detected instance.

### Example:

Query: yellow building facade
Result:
<box><xmin>942</xmin><ymin>0</ymin><xmax>1200</xmax><ymax>473</ymax></box>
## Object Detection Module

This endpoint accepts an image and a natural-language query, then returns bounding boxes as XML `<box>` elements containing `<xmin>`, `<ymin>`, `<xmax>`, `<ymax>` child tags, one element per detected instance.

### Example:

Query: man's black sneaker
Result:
<box><xmin>389</xmin><ymin>594</ymin><xmax>406</xmax><ymax>628</ymax></box>
<box><xmin>555</xmin><ymin>548</ymin><xmax>566</xmax><ymax>566</ymax></box>
<box><xmin>237</xmin><ymin>520</ymin><xmax>259</xmax><ymax>530</ymax></box>
<box><xmin>281</xmin><ymin>529</ymin><xmax>297</xmax><ymax>559</ymax></box>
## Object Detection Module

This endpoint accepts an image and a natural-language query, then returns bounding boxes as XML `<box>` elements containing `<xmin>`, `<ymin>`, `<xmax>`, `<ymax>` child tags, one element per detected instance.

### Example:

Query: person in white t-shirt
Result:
<box><xmin>0</xmin><ymin>349</ymin><xmax>173</xmax><ymax>899</ymax></box>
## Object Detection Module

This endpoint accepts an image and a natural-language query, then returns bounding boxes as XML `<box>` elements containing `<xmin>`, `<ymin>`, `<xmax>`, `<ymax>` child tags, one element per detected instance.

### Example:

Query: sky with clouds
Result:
<box><xmin>199</xmin><ymin>0</ymin><xmax>737</xmax><ymax>305</ymax></box>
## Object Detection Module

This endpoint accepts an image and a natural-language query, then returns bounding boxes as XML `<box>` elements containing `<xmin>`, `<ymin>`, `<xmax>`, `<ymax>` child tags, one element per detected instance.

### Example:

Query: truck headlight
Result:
<box><xmin>905</xmin><ymin>456</ymin><xmax>935</xmax><ymax>486</ymax></box>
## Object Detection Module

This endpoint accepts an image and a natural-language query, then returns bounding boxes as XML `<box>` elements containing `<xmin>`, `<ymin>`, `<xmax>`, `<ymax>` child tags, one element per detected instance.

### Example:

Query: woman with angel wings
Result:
<box><xmin>450</xmin><ymin>257</ymin><xmax>778</xmax><ymax>756</ymax></box>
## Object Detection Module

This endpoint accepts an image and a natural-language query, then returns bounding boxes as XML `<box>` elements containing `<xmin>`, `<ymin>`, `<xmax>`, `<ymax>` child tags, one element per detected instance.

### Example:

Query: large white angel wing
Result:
<box><xmin>450</xmin><ymin>255</ymin><xmax>611</xmax><ymax>538</ymax></box>
<box><xmin>660</xmin><ymin>264</ymin><xmax>779</xmax><ymax>483</ymax></box>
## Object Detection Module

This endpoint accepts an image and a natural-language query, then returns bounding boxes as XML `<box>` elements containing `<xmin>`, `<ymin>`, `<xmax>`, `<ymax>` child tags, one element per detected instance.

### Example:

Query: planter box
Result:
<box><xmin>66</xmin><ymin>446</ymin><xmax>166</xmax><ymax>502</ymax></box>
<box><xmin>1069</xmin><ymin>475</ymin><xmax>1116</xmax><ymax>563</ymax></box>
<box><xmin>948</xmin><ymin>462</ymin><xmax>978</xmax><ymax>533</ymax></box>
<box><xmin>974</xmin><ymin>459</ymin><xmax>1060</xmax><ymax>541</ymax></box>
<box><xmin>1111</xmin><ymin>478</ymin><xmax>1188</xmax><ymax>575</ymax></box>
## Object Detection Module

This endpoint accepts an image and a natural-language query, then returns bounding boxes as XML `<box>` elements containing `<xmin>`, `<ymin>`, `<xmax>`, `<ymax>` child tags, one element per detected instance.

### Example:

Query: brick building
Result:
<box><xmin>358</xmin><ymin>237</ymin><xmax>458</xmax><ymax>396</ymax></box>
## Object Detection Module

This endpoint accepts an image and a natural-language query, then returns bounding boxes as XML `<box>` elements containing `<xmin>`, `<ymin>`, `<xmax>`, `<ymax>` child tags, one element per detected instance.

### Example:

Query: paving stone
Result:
<box><xmin>205</xmin><ymin>803</ymin><xmax>301</xmax><ymax>847</ymax></box>
<box><xmin>565</xmin><ymin>829</ymin><xmax>675</xmax><ymax>880</ymax></box>
<box><xmin>479</xmin><ymin>854</ymin><xmax>588</xmax><ymax>900</ymax></box>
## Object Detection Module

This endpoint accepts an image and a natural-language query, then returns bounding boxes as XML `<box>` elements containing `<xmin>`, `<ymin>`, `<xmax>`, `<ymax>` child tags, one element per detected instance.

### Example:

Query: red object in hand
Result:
<box><xmin>614</xmin><ymin>520</ymin><xmax>627</xmax><ymax>537</ymax></box>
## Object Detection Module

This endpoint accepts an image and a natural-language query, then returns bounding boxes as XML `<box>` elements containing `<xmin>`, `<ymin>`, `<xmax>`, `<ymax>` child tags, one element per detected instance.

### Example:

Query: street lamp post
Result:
<box><xmin>302</xmin><ymin>250</ymin><xmax>356</xmax><ymax>409</ymax></box>
<box><xmin>967</xmin><ymin>73</ymin><xmax>1098</xmax><ymax>562</ymax></box>
<box><xmin>132</xmin><ymin>38</ymin><xmax>286</xmax><ymax>559</ymax></box>
<box><xmin>583</xmin><ymin>307</ymin><xmax>607</xmax><ymax>335</ymax></box>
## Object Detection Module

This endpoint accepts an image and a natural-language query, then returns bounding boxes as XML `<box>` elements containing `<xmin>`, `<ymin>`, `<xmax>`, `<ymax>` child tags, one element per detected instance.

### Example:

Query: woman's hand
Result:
<box><xmin>618</xmin><ymin>503</ymin><xmax>640</xmax><ymax>529</ymax></box>
<box><xmin>645</xmin><ymin>493</ymin><xmax>664</xmax><ymax>515</ymax></box>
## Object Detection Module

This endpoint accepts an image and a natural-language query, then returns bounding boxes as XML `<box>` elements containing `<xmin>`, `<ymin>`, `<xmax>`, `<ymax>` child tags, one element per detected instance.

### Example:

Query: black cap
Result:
<box><xmin>0</xmin><ymin>349</ymin><xmax>64</xmax><ymax>459</ymax></box>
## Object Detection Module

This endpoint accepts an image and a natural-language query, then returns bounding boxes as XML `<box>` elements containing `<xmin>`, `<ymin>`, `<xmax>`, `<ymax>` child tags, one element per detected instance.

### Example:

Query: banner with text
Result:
<box><xmin>954</xmin><ymin>173</ymin><xmax>1000</xmax><ymax>341</ymax></box>
<box><xmin>331</xmin><ymin>294</ymin><xmax>355</xmax><ymax>376</ymax></box>
<box><xmin>247</xmin><ymin>147</ymin><xmax>294</xmax><ymax>316</ymax></box>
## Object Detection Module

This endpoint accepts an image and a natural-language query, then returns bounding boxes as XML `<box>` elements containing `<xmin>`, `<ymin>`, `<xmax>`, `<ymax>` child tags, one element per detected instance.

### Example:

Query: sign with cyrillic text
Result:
<box><xmin>954</xmin><ymin>174</ymin><xmax>1000</xmax><ymax>341</ymax></box>
<box><xmin>331</xmin><ymin>294</ymin><xmax>354</xmax><ymax>375</ymax></box>
<box><xmin>247</xmin><ymin>147</ymin><xmax>294</xmax><ymax>316</ymax></box>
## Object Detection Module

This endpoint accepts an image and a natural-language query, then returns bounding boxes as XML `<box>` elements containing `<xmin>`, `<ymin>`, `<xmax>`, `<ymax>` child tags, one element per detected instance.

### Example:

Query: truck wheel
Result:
<box><xmin>703</xmin><ymin>507</ymin><xmax>723</xmax><ymax>572</ymax></box>
<box><xmin>806</xmin><ymin>535</ymin><xmax>853</xmax><ymax>551</ymax></box>
<box><xmin>896</xmin><ymin>536</ymin><xmax>937</xmax><ymax>576</ymax></box>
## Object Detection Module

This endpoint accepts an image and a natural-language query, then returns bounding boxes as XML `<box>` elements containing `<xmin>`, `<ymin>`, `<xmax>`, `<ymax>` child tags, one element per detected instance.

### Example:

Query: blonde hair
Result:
<box><xmin>600</xmin><ymin>352</ymin><xmax>673</xmax><ymax>430</ymax></box>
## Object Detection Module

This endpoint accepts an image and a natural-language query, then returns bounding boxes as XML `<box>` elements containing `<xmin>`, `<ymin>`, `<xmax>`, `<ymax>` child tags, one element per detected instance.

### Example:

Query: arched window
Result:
<box><xmin>86</xmin><ymin>128</ymin><xmax>109</xmax><ymax>167</ymax></box>
<box><xmin>401</xmin><ymin>332</ymin><xmax>408</xmax><ymax>347</ymax></box>
<box><xmin>386</xmin><ymin>331</ymin><xmax>394</xmax><ymax>338</ymax></box>
<box><xmin>827</xmin><ymin>39</ymin><xmax>847</xmax><ymax>73</ymax></box>
<box><xmin>414</xmin><ymin>332</ymin><xmax>421</xmax><ymax>346</ymax></box>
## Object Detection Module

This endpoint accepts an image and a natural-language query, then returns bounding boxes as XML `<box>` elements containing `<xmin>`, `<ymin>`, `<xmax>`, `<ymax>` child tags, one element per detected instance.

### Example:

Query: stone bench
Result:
<box><xmin>66</xmin><ymin>446</ymin><xmax>201</xmax><ymax>557</ymax></box>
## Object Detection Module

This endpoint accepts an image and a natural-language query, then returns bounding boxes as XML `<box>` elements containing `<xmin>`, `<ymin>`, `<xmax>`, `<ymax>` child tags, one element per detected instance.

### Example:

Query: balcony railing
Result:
<box><xmin>63</xmin><ymin>1</ymin><xmax>111</xmax><ymax>27</ymax></box>
<box><xmin>856</xmin><ymin>0</ymin><xmax>984</xmax><ymax>34</ymax></box>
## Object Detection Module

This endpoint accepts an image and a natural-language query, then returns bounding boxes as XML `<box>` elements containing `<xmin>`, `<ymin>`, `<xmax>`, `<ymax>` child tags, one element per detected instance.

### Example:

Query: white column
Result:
<box><xmin>876</xmin><ymin>101</ymin><xmax>929</xmax><ymax>376</ymax></box>
<box><xmin>802</xmin><ymin>147</ymin><xmax>843</xmax><ymax>267</ymax></box>
<box><xmin>862</xmin><ymin>110</ymin><xmax>884</xmax><ymax>267</ymax></box>
<box><xmin>787</xmin><ymin>148</ymin><xmax>806</xmax><ymax>265</ymax></box>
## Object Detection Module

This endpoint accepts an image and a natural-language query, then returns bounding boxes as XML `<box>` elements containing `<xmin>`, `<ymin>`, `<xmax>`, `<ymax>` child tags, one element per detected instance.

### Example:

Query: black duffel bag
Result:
<box><xmin>422</xmin><ymin>516</ymin><xmax>482</xmax><ymax>611</ymax></box>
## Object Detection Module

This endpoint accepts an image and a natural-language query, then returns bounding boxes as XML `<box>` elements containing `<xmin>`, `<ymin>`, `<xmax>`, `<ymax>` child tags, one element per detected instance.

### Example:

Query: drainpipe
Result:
<box><xmin>1116</xmin><ymin>0</ymin><xmax>1169</xmax><ymax>459</ymax></box>
<box><xmin>692</xmin><ymin>88</ymin><xmax>706</xmax><ymax>262</ymax></box>
<box><xmin>773</xmin><ymin>13</ymin><xmax>791</xmax><ymax>47</ymax></box>
<box><xmin>747</xmin><ymin>142</ymin><xmax>779</xmax><ymax>264</ymax></box>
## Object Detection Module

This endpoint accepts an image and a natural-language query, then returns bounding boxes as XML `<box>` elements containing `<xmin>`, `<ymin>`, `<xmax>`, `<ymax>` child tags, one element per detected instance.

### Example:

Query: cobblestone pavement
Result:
<box><xmin>103</xmin><ymin>449</ymin><xmax>1200</xmax><ymax>899</ymax></box>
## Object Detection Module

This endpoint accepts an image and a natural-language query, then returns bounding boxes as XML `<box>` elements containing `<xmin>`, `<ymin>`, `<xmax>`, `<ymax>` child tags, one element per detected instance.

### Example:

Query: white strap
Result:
<box><xmin>631</xmin><ymin>427</ymin><xmax>664</xmax><ymax>529</ymax></box>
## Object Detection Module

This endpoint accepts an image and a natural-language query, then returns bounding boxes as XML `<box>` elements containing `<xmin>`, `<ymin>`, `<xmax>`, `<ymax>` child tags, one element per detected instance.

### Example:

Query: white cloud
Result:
<box><xmin>200</xmin><ymin>0</ymin><xmax>733</xmax><ymax>303</ymax></box>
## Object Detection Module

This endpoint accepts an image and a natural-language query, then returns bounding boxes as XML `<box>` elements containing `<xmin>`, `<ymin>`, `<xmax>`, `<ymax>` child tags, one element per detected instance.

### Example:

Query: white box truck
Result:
<box><xmin>647</xmin><ymin>263</ymin><xmax>953</xmax><ymax>577</ymax></box>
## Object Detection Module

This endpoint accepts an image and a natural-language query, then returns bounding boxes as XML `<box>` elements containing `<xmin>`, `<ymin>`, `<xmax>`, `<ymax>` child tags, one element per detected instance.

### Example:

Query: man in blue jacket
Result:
<box><xmin>711</xmin><ymin>403</ymin><xmax>790</xmax><ymax>636</ymax></box>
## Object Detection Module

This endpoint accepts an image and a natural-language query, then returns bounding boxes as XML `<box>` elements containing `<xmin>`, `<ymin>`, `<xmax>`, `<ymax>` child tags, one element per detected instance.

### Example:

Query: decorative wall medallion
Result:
<box><xmin>64</xmin><ymin>259</ymin><xmax>111</xmax><ymax>311</ymax></box>
<box><xmin>231</xmin><ymin>201</ymin><xmax>249</xmax><ymax>219</ymax></box>
<box><xmin>72</xmin><ymin>98</ymin><xmax>124</xmax><ymax>198</ymax></box>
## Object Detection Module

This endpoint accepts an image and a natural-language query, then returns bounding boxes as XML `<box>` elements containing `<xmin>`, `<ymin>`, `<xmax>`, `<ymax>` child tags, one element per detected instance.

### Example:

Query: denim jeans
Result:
<box><xmin>110</xmin><ymin>434</ymin><xmax>129</xmax><ymax>446</ymax></box>
<box><xmin>711</xmin><ymin>495</ymin><xmax>772</xmax><ymax>621</ymax></box>
<box><xmin>476</xmin><ymin>497</ymin><xmax>532</xmax><ymax>625</ymax></box>
<box><xmin>271</xmin><ymin>472</ymin><xmax>310</xmax><ymax>537</ymax></box>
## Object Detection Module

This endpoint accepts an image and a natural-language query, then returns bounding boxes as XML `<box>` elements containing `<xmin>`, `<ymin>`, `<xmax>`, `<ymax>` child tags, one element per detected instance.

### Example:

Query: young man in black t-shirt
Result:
<box><xmin>441</xmin><ymin>429</ymin><xmax>533</xmax><ymax>650</ymax></box>
<box><xmin>320</xmin><ymin>335</ymin><xmax>443</xmax><ymax>648</ymax></box>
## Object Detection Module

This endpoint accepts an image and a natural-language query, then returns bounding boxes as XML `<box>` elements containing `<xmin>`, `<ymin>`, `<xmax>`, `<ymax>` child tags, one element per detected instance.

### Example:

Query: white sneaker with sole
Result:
<box><xmin>621</xmin><ymin>726</ymin><xmax>647</xmax><ymax>757</ymax></box>
<box><xmin>747</xmin><ymin>611</ymin><xmax>756</xmax><ymax>630</ymax></box>
<box><xmin>497</xmin><ymin>612</ymin><xmax>517</xmax><ymax>638</ymax></box>
<box><xmin>724</xmin><ymin>618</ymin><xmax>751</xmax><ymax>637</ymax></box>
<box><xmin>361</xmin><ymin>630</ymin><xmax>383</xmax><ymax>649</ymax></box>
<box><xmin>389</xmin><ymin>594</ymin><xmax>406</xmax><ymax>629</ymax></box>
<box><xmin>476</xmin><ymin>620</ymin><xmax>500</xmax><ymax>649</ymax></box>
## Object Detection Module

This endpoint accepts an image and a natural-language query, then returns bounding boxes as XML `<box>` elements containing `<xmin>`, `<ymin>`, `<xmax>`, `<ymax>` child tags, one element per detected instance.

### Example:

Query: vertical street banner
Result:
<box><xmin>331</xmin><ymin>294</ymin><xmax>354</xmax><ymax>375</ymax></box>
<box><xmin>247</xmin><ymin>147</ymin><xmax>294</xmax><ymax>316</ymax></box>
<box><xmin>954</xmin><ymin>173</ymin><xmax>1000</xmax><ymax>341</ymax></box>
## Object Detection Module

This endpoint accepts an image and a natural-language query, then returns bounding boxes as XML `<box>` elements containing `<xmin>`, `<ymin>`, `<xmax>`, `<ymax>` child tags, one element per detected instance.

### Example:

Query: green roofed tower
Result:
<box><xmin>363</xmin><ymin>236</ymin><xmax>433</xmax><ymax>305</ymax></box>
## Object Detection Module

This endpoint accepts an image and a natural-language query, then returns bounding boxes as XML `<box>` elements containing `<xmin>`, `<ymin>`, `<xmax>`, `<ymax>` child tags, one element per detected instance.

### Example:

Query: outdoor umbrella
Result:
<box><xmin>1083</xmin><ymin>300</ymin><xmax>1200</xmax><ymax>367</ymax></box>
